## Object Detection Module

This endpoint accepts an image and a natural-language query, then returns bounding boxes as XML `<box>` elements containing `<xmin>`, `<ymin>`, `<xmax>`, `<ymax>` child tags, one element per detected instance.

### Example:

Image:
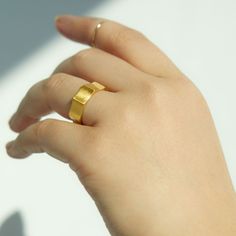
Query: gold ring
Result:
<box><xmin>69</xmin><ymin>82</ymin><xmax>105</xmax><ymax>124</ymax></box>
<box><xmin>91</xmin><ymin>21</ymin><xmax>105</xmax><ymax>47</ymax></box>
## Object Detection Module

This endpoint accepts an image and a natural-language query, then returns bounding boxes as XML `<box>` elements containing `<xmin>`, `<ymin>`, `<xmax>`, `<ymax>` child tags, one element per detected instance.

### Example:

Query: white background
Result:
<box><xmin>0</xmin><ymin>0</ymin><xmax>235</xmax><ymax>235</ymax></box>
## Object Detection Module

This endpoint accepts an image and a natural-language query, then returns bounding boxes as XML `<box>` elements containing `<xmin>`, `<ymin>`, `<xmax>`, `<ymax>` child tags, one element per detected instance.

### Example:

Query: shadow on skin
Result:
<box><xmin>0</xmin><ymin>212</ymin><xmax>24</xmax><ymax>236</ymax></box>
<box><xmin>0</xmin><ymin>0</ymin><xmax>107</xmax><ymax>78</ymax></box>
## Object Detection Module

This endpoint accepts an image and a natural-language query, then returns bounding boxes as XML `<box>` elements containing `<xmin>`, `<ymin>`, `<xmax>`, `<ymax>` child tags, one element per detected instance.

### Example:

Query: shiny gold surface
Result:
<box><xmin>91</xmin><ymin>21</ymin><xmax>105</xmax><ymax>47</ymax></box>
<box><xmin>69</xmin><ymin>82</ymin><xmax>105</xmax><ymax>124</ymax></box>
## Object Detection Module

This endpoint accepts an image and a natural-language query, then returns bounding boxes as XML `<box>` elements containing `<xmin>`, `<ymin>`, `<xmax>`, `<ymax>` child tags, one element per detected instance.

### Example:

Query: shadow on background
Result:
<box><xmin>0</xmin><ymin>0</ymin><xmax>107</xmax><ymax>78</ymax></box>
<box><xmin>0</xmin><ymin>212</ymin><xmax>24</xmax><ymax>236</ymax></box>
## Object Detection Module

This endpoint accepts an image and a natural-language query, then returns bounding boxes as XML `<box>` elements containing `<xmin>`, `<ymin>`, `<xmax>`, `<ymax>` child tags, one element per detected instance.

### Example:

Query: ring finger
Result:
<box><xmin>9</xmin><ymin>73</ymin><xmax>114</xmax><ymax>132</ymax></box>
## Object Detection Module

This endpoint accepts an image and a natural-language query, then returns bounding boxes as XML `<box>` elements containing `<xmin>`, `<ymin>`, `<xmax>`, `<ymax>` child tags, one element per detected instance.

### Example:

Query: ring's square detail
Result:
<box><xmin>69</xmin><ymin>82</ymin><xmax>105</xmax><ymax>124</ymax></box>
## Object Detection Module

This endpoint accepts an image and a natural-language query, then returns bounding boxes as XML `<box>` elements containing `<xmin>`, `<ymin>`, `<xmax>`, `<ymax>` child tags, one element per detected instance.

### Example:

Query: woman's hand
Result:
<box><xmin>6</xmin><ymin>16</ymin><xmax>236</xmax><ymax>236</ymax></box>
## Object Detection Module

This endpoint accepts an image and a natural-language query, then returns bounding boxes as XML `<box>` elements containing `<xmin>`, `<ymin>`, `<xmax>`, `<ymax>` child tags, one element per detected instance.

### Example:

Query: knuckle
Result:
<box><xmin>171</xmin><ymin>75</ymin><xmax>194</xmax><ymax>89</ymax></box>
<box><xmin>73</xmin><ymin>48</ymin><xmax>94</xmax><ymax>65</ymax></box>
<box><xmin>141</xmin><ymin>79</ymin><xmax>161</xmax><ymax>102</ymax></box>
<box><xmin>86</xmin><ymin>129</ymin><xmax>114</xmax><ymax>159</ymax></box>
<box><xmin>173</xmin><ymin>77</ymin><xmax>206</xmax><ymax>103</ymax></box>
<box><xmin>87</xmin><ymin>133</ymin><xmax>106</xmax><ymax>155</ymax></box>
<box><xmin>35</xmin><ymin>119</ymin><xmax>55</xmax><ymax>142</ymax></box>
<box><xmin>44</xmin><ymin>73</ymin><xmax>67</xmax><ymax>93</ymax></box>
<box><xmin>183</xmin><ymin>80</ymin><xmax>206</xmax><ymax>104</ymax></box>
<box><xmin>118</xmin><ymin>103</ymin><xmax>137</xmax><ymax>125</ymax></box>
<box><xmin>144</xmin><ymin>76</ymin><xmax>207</xmax><ymax>109</ymax></box>
<box><xmin>111</xmin><ymin>27</ymin><xmax>145</xmax><ymax>46</ymax></box>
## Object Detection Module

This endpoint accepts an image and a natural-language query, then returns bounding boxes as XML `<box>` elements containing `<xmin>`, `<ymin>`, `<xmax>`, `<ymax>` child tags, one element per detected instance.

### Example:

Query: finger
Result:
<box><xmin>55</xmin><ymin>15</ymin><xmax>184</xmax><ymax>79</ymax></box>
<box><xmin>53</xmin><ymin>47</ymin><xmax>143</xmax><ymax>91</ymax></box>
<box><xmin>6</xmin><ymin>119</ymin><xmax>93</xmax><ymax>171</ymax></box>
<box><xmin>9</xmin><ymin>73</ymin><xmax>113</xmax><ymax>132</ymax></box>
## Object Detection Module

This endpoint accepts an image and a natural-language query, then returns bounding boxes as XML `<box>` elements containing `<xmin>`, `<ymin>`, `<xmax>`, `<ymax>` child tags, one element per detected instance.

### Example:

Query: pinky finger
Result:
<box><xmin>6</xmin><ymin>119</ymin><xmax>93</xmax><ymax>166</ymax></box>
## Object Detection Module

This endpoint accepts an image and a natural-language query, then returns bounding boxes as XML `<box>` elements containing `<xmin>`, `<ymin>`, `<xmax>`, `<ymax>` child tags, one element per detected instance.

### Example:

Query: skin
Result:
<box><xmin>6</xmin><ymin>15</ymin><xmax>236</xmax><ymax>236</ymax></box>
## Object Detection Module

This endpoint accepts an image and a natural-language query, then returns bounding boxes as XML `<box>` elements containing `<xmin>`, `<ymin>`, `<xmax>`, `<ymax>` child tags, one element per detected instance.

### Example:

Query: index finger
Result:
<box><xmin>55</xmin><ymin>15</ymin><xmax>184</xmax><ymax>79</ymax></box>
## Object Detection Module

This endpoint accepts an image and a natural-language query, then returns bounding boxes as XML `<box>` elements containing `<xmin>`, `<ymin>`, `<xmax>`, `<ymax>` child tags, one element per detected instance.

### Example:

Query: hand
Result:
<box><xmin>6</xmin><ymin>15</ymin><xmax>236</xmax><ymax>236</ymax></box>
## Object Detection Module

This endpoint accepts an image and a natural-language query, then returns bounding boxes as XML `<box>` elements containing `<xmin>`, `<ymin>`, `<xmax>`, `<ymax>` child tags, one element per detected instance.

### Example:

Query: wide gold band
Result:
<box><xmin>69</xmin><ymin>82</ymin><xmax>105</xmax><ymax>124</ymax></box>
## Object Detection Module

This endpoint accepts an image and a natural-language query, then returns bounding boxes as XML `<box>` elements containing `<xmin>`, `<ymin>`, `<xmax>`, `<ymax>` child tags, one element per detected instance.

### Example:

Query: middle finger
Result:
<box><xmin>54</xmin><ymin>47</ymin><xmax>144</xmax><ymax>91</ymax></box>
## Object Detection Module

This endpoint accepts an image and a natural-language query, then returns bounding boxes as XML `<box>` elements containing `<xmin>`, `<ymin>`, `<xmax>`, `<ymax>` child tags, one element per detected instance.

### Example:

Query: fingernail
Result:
<box><xmin>55</xmin><ymin>15</ymin><xmax>74</xmax><ymax>26</ymax></box>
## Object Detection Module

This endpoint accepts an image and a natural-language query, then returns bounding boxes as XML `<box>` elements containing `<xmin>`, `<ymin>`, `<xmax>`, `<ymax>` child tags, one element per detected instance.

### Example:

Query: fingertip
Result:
<box><xmin>8</xmin><ymin>114</ymin><xmax>14</xmax><ymax>128</ymax></box>
<box><xmin>55</xmin><ymin>14</ymin><xmax>83</xmax><ymax>22</ymax></box>
<box><xmin>8</xmin><ymin>117</ymin><xmax>21</xmax><ymax>133</ymax></box>
<box><xmin>54</xmin><ymin>15</ymin><xmax>77</xmax><ymax>32</ymax></box>
<box><xmin>9</xmin><ymin>115</ymin><xmax>37</xmax><ymax>133</ymax></box>
<box><xmin>54</xmin><ymin>15</ymin><xmax>90</xmax><ymax>44</ymax></box>
<box><xmin>6</xmin><ymin>140</ymin><xmax>29</xmax><ymax>159</ymax></box>
<box><xmin>6</xmin><ymin>141</ymin><xmax>13</xmax><ymax>150</ymax></box>
<box><xmin>8</xmin><ymin>114</ymin><xmax>20</xmax><ymax>133</ymax></box>
<box><xmin>5</xmin><ymin>141</ymin><xmax>17</xmax><ymax>158</ymax></box>
<box><xmin>54</xmin><ymin>15</ymin><xmax>61</xmax><ymax>23</ymax></box>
